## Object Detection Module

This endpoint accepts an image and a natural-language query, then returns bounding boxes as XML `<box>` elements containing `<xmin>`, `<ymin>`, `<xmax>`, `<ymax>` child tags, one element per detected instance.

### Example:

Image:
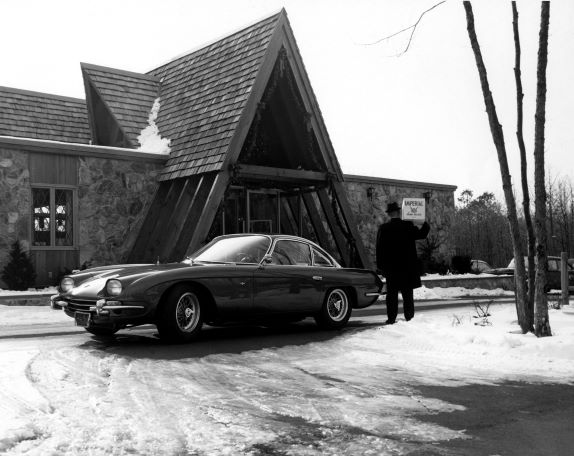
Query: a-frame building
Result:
<box><xmin>80</xmin><ymin>9</ymin><xmax>370</xmax><ymax>268</ymax></box>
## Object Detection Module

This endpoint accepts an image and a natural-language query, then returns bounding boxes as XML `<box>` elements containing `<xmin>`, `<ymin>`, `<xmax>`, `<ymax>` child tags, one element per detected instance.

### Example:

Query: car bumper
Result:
<box><xmin>52</xmin><ymin>295</ymin><xmax>151</xmax><ymax>325</ymax></box>
<box><xmin>355</xmin><ymin>285</ymin><xmax>385</xmax><ymax>309</ymax></box>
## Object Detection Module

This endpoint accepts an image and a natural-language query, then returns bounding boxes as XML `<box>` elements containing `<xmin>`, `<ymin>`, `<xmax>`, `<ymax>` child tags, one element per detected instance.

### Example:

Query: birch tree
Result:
<box><xmin>463</xmin><ymin>1</ymin><xmax>531</xmax><ymax>333</ymax></box>
<box><xmin>512</xmin><ymin>2</ymin><xmax>535</xmax><ymax>326</ymax></box>
<box><xmin>532</xmin><ymin>2</ymin><xmax>552</xmax><ymax>336</ymax></box>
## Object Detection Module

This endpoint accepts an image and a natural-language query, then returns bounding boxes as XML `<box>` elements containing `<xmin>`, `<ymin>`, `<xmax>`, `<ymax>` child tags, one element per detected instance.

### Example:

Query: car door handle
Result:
<box><xmin>312</xmin><ymin>276</ymin><xmax>323</xmax><ymax>281</ymax></box>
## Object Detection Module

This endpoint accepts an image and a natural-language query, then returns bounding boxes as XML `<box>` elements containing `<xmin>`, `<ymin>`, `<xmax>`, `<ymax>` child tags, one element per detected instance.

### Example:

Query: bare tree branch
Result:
<box><xmin>360</xmin><ymin>1</ymin><xmax>446</xmax><ymax>56</ymax></box>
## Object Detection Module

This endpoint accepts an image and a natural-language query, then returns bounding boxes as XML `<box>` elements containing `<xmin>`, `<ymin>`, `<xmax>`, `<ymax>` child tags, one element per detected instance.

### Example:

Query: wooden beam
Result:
<box><xmin>316</xmin><ymin>188</ymin><xmax>351</xmax><ymax>266</ymax></box>
<box><xmin>138</xmin><ymin>179</ymin><xmax>187</xmax><ymax>262</ymax></box>
<box><xmin>234</xmin><ymin>164</ymin><xmax>327</xmax><ymax>184</ymax></box>
<box><xmin>187</xmin><ymin>172</ymin><xmax>232</xmax><ymax>257</ymax></box>
<box><xmin>128</xmin><ymin>181</ymin><xmax>176</xmax><ymax>263</ymax></box>
<box><xmin>165</xmin><ymin>173</ymin><xmax>218</xmax><ymax>261</ymax></box>
<box><xmin>301</xmin><ymin>192</ymin><xmax>332</xmax><ymax>252</ymax></box>
<box><xmin>280</xmin><ymin>197</ymin><xmax>298</xmax><ymax>235</ymax></box>
<box><xmin>221</xmin><ymin>18</ymin><xmax>286</xmax><ymax>172</ymax></box>
<box><xmin>330</xmin><ymin>181</ymin><xmax>373</xmax><ymax>269</ymax></box>
<box><xmin>157</xmin><ymin>175</ymin><xmax>202</xmax><ymax>262</ymax></box>
<box><xmin>163</xmin><ymin>172</ymin><xmax>227</xmax><ymax>260</ymax></box>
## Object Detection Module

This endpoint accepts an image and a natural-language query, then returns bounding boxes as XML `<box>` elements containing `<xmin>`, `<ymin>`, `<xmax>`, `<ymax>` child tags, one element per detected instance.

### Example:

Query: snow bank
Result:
<box><xmin>137</xmin><ymin>98</ymin><xmax>171</xmax><ymax>154</ymax></box>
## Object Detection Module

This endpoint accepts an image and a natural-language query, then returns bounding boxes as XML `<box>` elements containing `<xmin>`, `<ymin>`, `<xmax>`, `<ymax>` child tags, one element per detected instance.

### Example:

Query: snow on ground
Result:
<box><xmin>1</xmin><ymin>295</ymin><xmax>573</xmax><ymax>455</ymax></box>
<box><xmin>0</xmin><ymin>287</ymin><xmax>56</xmax><ymax>297</ymax></box>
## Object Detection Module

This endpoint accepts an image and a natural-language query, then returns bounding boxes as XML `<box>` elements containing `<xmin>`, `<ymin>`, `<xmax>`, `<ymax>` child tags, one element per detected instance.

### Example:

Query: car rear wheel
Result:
<box><xmin>315</xmin><ymin>288</ymin><xmax>352</xmax><ymax>329</ymax></box>
<box><xmin>157</xmin><ymin>285</ymin><xmax>203</xmax><ymax>343</ymax></box>
<box><xmin>85</xmin><ymin>326</ymin><xmax>118</xmax><ymax>337</ymax></box>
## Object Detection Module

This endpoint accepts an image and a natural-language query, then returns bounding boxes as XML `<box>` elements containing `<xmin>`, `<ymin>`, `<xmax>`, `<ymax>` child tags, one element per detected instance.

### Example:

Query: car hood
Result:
<box><xmin>64</xmin><ymin>263</ymin><xmax>192</xmax><ymax>300</ymax></box>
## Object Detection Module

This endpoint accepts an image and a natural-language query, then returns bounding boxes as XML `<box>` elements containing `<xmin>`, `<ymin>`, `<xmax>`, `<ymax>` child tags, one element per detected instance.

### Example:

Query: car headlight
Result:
<box><xmin>106</xmin><ymin>279</ymin><xmax>123</xmax><ymax>296</ymax></box>
<box><xmin>60</xmin><ymin>277</ymin><xmax>75</xmax><ymax>293</ymax></box>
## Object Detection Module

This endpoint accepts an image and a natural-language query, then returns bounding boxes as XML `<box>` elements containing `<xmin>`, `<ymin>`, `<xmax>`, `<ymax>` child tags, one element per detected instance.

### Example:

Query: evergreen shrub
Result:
<box><xmin>1</xmin><ymin>240</ymin><xmax>37</xmax><ymax>290</ymax></box>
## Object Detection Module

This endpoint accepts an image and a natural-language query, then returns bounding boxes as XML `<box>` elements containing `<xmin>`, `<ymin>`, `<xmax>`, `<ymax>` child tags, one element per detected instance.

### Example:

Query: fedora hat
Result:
<box><xmin>385</xmin><ymin>202</ymin><xmax>401</xmax><ymax>213</ymax></box>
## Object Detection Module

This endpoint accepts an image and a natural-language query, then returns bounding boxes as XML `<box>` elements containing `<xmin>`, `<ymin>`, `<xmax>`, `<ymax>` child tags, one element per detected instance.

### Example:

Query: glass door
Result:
<box><xmin>247</xmin><ymin>189</ymin><xmax>280</xmax><ymax>234</ymax></box>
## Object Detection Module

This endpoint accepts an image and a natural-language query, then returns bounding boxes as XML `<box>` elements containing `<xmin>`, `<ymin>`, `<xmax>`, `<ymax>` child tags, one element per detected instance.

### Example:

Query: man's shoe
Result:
<box><xmin>382</xmin><ymin>320</ymin><xmax>395</xmax><ymax>325</ymax></box>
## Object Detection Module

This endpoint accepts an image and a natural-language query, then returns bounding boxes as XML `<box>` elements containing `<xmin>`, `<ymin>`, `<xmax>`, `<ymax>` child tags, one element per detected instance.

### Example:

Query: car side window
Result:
<box><xmin>313</xmin><ymin>248</ymin><xmax>333</xmax><ymax>267</ymax></box>
<box><xmin>271</xmin><ymin>240</ymin><xmax>312</xmax><ymax>266</ymax></box>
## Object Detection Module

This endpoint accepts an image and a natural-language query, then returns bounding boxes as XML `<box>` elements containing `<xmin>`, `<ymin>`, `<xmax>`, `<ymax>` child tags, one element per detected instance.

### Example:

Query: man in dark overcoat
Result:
<box><xmin>376</xmin><ymin>201</ymin><xmax>430</xmax><ymax>324</ymax></box>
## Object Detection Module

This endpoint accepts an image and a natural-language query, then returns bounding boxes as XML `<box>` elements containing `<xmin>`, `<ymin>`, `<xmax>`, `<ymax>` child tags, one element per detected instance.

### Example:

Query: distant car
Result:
<box><xmin>470</xmin><ymin>259</ymin><xmax>492</xmax><ymax>274</ymax></box>
<box><xmin>485</xmin><ymin>256</ymin><xmax>574</xmax><ymax>292</ymax></box>
<box><xmin>51</xmin><ymin>234</ymin><xmax>383</xmax><ymax>342</ymax></box>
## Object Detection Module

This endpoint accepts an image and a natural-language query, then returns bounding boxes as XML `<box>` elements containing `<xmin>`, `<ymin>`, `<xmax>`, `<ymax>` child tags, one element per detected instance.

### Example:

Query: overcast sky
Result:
<box><xmin>2</xmin><ymin>0</ymin><xmax>573</xmax><ymax>201</ymax></box>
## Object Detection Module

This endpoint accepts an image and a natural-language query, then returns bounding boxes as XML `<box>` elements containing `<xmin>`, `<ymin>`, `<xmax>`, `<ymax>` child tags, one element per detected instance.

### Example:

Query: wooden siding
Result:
<box><xmin>32</xmin><ymin>249</ymin><xmax>80</xmax><ymax>287</ymax></box>
<box><xmin>29</xmin><ymin>153</ymin><xmax>78</xmax><ymax>185</ymax></box>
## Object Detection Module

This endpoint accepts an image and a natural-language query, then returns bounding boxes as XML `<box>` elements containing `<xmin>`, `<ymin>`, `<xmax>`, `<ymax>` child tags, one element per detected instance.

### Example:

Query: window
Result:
<box><xmin>32</xmin><ymin>187</ymin><xmax>75</xmax><ymax>247</ymax></box>
<box><xmin>313</xmin><ymin>248</ymin><xmax>334</xmax><ymax>267</ymax></box>
<box><xmin>271</xmin><ymin>240</ymin><xmax>312</xmax><ymax>266</ymax></box>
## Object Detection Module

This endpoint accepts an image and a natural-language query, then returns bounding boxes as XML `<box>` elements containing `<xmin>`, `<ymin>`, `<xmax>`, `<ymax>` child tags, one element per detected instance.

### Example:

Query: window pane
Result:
<box><xmin>271</xmin><ymin>240</ymin><xmax>311</xmax><ymax>266</ymax></box>
<box><xmin>55</xmin><ymin>189</ymin><xmax>74</xmax><ymax>246</ymax></box>
<box><xmin>32</xmin><ymin>188</ymin><xmax>51</xmax><ymax>246</ymax></box>
<box><xmin>313</xmin><ymin>248</ymin><xmax>333</xmax><ymax>267</ymax></box>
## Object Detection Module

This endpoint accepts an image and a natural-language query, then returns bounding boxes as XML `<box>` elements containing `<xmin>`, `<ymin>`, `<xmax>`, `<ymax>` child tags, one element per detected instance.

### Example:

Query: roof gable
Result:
<box><xmin>81</xmin><ymin>63</ymin><xmax>160</xmax><ymax>147</ymax></box>
<box><xmin>0</xmin><ymin>86</ymin><xmax>90</xmax><ymax>143</ymax></box>
<box><xmin>147</xmin><ymin>11</ymin><xmax>282</xmax><ymax>180</ymax></box>
<box><xmin>78</xmin><ymin>9</ymin><xmax>344</xmax><ymax>181</ymax></box>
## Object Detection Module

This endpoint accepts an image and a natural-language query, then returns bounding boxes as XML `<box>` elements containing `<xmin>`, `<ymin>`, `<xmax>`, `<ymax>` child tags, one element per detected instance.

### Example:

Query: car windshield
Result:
<box><xmin>192</xmin><ymin>236</ymin><xmax>271</xmax><ymax>264</ymax></box>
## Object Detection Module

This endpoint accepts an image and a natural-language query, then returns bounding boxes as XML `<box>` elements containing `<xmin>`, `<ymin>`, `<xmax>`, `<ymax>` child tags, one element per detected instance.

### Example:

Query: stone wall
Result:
<box><xmin>0</xmin><ymin>139</ymin><xmax>166</xmax><ymax>288</ymax></box>
<box><xmin>343</xmin><ymin>174</ymin><xmax>457</xmax><ymax>267</ymax></box>
<box><xmin>78</xmin><ymin>157</ymin><xmax>162</xmax><ymax>267</ymax></box>
<box><xmin>0</xmin><ymin>147</ymin><xmax>32</xmax><ymax>287</ymax></box>
<box><xmin>0</xmin><ymin>139</ymin><xmax>458</xmax><ymax>287</ymax></box>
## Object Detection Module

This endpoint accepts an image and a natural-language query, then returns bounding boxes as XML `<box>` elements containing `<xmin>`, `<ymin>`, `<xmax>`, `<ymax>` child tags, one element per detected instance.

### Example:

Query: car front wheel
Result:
<box><xmin>315</xmin><ymin>288</ymin><xmax>352</xmax><ymax>329</ymax></box>
<box><xmin>157</xmin><ymin>285</ymin><xmax>203</xmax><ymax>343</ymax></box>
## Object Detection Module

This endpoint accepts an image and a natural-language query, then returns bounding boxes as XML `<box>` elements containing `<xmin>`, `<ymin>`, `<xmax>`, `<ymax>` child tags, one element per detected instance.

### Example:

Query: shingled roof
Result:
<box><xmin>147</xmin><ymin>11</ymin><xmax>282</xmax><ymax>180</ymax></box>
<box><xmin>81</xmin><ymin>64</ymin><xmax>160</xmax><ymax>147</ymax></box>
<box><xmin>0</xmin><ymin>86</ymin><xmax>90</xmax><ymax>143</ymax></box>
<box><xmin>79</xmin><ymin>9</ymin><xmax>343</xmax><ymax>181</ymax></box>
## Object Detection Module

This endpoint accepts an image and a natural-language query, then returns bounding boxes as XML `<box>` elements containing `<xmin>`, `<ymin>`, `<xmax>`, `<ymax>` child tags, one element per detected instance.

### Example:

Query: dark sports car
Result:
<box><xmin>52</xmin><ymin>234</ymin><xmax>383</xmax><ymax>342</ymax></box>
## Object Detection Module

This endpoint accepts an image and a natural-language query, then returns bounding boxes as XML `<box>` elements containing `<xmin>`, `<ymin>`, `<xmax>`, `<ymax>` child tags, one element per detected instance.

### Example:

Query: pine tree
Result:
<box><xmin>1</xmin><ymin>240</ymin><xmax>36</xmax><ymax>291</ymax></box>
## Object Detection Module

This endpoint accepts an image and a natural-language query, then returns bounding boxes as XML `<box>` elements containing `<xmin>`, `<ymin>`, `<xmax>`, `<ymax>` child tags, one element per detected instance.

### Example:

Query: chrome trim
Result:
<box><xmin>365</xmin><ymin>292</ymin><xmax>385</xmax><ymax>297</ymax></box>
<box><xmin>50</xmin><ymin>295</ymin><xmax>68</xmax><ymax>309</ymax></box>
<box><xmin>89</xmin><ymin>305</ymin><xmax>145</xmax><ymax>311</ymax></box>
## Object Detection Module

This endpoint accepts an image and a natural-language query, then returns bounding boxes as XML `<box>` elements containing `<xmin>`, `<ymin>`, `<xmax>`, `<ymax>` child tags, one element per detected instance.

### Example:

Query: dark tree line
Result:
<box><xmin>453</xmin><ymin>177</ymin><xmax>574</xmax><ymax>267</ymax></box>
<box><xmin>452</xmin><ymin>190</ymin><xmax>513</xmax><ymax>267</ymax></box>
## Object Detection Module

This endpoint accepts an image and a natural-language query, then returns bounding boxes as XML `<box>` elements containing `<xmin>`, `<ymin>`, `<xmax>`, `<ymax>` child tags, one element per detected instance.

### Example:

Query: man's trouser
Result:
<box><xmin>385</xmin><ymin>282</ymin><xmax>414</xmax><ymax>322</ymax></box>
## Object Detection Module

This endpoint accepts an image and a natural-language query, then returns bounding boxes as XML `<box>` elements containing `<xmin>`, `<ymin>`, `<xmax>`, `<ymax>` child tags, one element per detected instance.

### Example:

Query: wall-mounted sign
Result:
<box><xmin>402</xmin><ymin>198</ymin><xmax>426</xmax><ymax>221</ymax></box>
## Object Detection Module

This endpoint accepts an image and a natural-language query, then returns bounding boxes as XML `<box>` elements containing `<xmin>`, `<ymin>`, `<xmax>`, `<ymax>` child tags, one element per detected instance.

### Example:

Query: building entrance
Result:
<box><xmin>216</xmin><ymin>187</ymin><xmax>285</xmax><ymax>236</ymax></box>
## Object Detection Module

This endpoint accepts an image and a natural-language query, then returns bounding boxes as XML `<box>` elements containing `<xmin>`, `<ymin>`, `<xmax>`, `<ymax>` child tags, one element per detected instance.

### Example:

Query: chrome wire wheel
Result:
<box><xmin>326</xmin><ymin>289</ymin><xmax>349</xmax><ymax>322</ymax></box>
<box><xmin>175</xmin><ymin>292</ymin><xmax>201</xmax><ymax>333</ymax></box>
